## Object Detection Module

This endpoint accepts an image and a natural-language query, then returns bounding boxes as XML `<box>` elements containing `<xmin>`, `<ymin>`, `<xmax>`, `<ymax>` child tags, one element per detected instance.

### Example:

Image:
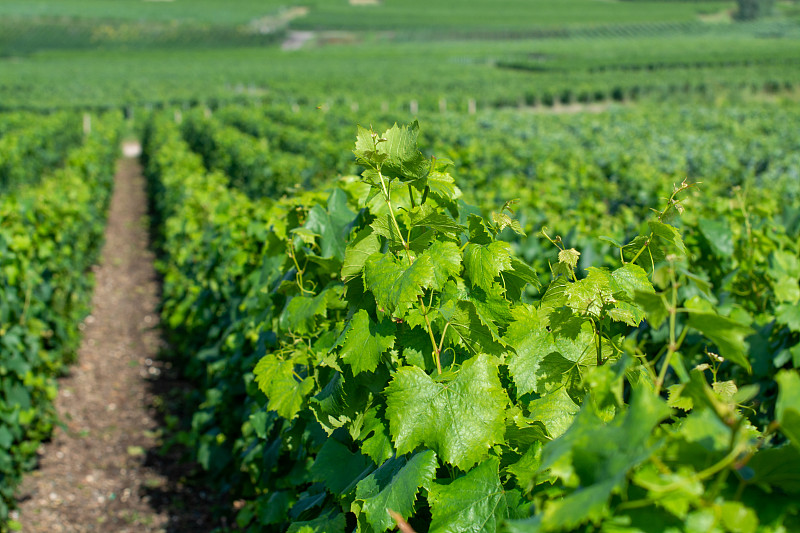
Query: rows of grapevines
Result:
<box><xmin>0</xmin><ymin>113</ymin><xmax>122</xmax><ymax>531</ymax></box>
<box><xmin>179</xmin><ymin>108</ymin><xmax>316</xmax><ymax>199</ymax></box>
<box><xmin>147</xmin><ymin>113</ymin><xmax>799</xmax><ymax>532</ymax></box>
<box><xmin>201</xmin><ymin>101</ymin><xmax>800</xmax><ymax>281</ymax></box>
<box><xmin>0</xmin><ymin>111</ymin><xmax>83</xmax><ymax>192</ymax></box>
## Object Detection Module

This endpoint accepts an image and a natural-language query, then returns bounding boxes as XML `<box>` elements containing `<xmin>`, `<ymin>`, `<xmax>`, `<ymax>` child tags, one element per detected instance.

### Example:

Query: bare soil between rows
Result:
<box><xmin>15</xmin><ymin>144</ymin><xmax>224</xmax><ymax>532</ymax></box>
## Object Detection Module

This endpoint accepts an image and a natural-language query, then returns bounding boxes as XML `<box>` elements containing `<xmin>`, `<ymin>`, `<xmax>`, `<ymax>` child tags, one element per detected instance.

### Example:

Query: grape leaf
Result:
<box><xmin>649</xmin><ymin>220</ymin><xmax>687</xmax><ymax>256</ymax></box>
<box><xmin>254</xmin><ymin>354</ymin><xmax>315</xmax><ymax>420</ymax></box>
<box><xmin>408</xmin><ymin>204</ymin><xmax>465</xmax><ymax>236</ymax></box>
<box><xmin>776</xmin><ymin>370</ymin><xmax>800</xmax><ymax>450</ymax></box>
<box><xmin>353</xmin><ymin>450</ymin><xmax>438</xmax><ymax>532</ymax></box>
<box><xmin>776</xmin><ymin>303</ymin><xmax>800</xmax><ymax>332</ymax></box>
<box><xmin>385</xmin><ymin>354</ymin><xmax>508</xmax><ymax>470</ymax></box>
<box><xmin>428</xmin><ymin>457</ymin><xmax>508</xmax><ymax>533</ymax></box>
<box><xmin>502</xmin><ymin>257</ymin><xmax>541</xmax><ymax>299</ymax></box>
<box><xmin>698</xmin><ymin>217</ymin><xmax>733</xmax><ymax>258</ymax></box>
<box><xmin>427</xmin><ymin>240</ymin><xmax>463</xmax><ymax>289</ymax></box>
<box><xmin>611</xmin><ymin>263</ymin><xmax>654</xmax><ymax>299</ymax></box>
<box><xmin>635</xmin><ymin>290</ymin><xmax>670</xmax><ymax>329</ymax></box>
<box><xmin>687</xmin><ymin>312</ymin><xmax>753</xmax><ymax>372</ymax></box>
<box><xmin>527</xmin><ymin>387</ymin><xmax>580</xmax><ymax>439</ymax></box>
<box><xmin>505</xmin><ymin>305</ymin><xmax>558</xmax><ymax>396</ymax></box>
<box><xmin>537</xmin><ymin>386</ymin><xmax>671</xmax><ymax>530</ymax></box>
<box><xmin>342</xmin><ymin>227</ymin><xmax>382</xmax><ymax>282</ymax></box>
<box><xmin>280</xmin><ymin>290</ymin><xmax>330</xmax><ymax>335</ymax></box>
<box><xmin>463</xmin><ymin>241</ymin><xmax>512</xmax><ymax>290</ymax></box>
<box><xmin>747</xmin><ymin>445</ymin><xmax>800</xmax><ymax>493</ymax></box>
<box><xmin>311</xmin><ymin>439</ymin><xmax>374</xmax><ymax>496</ymax></box>
<box><xmin>564</xmin><ymin>267</ymin><xmax>612</xmax><ymax>317</ymax></box>
<box><xmin>358</xmin><ymin>404</ymin><xmax>395</xmax><ymax>465</ymax></box>
<box><xmin>364</xmin><ymin>252</ymin><xmax>434</xmax><ymax>317</ymax></box>
<box><xmin>287</xmin><ymin>510</ymin><xmax>346</xmax><ymax>533</ymax></box>
<box><xmin>340</xmin><ymin>309</ymin><xmax>396</xmax><ymax>374</ymax></box>
<box><xmin>445</xmin><ymin>299</ymin><xmax>507</xmax><ymax>355</ymax></box>
<box><xmin>464</xmin><ymin>282</ymin><xmax>513</xmax><ymax>343</ymax></box>
<box><xmin>303</xmin><ymin>188</ymin><xmax>355</xmax><ymax>261</ymax></box>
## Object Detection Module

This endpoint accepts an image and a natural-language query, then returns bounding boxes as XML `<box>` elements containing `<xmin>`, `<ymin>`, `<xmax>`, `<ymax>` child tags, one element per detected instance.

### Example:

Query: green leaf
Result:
<box><xmin>635</xmin><ymin>290</ymin><xmax>670</xmax><ymax>329</ymax></box>
<box><xmin>280</xmin><ymin>290</ymin><xmax>330</xmax><ymax>335</ymax></box>
<box><xmin>747</xmin><ymin>445</ymin><xmax>800</xmax><ymax>493</ymax></box>
<box><xmin>506</xmin><ymin>441</ymin><xmax>543</xmax><ymax>492</ymax></box>
<box><xmin>303</xmin><ymin>188</ymin><xmax>355</xmax><ymax>261</ymax></box>
<box><xmin>538</xmin><ymin>277</ymin><xmax>569</xmax><ymax>325</ymax></box>
<box><xmin>358</xmin><ymin>404</ymin><xmax>395</xmax><ymax>465</ymax></box>
<box><xmin>287</xmin><ymin>510</ymin><xmax>346</xmax><ymax>533</ymax></box>
<box><xmin>776</xmin><ymin>370</ymin><xmax>800</xmax><ymax>450</ymax></box>
<box><xmin>353</xmin><ymin>450</ymin><xmax>438</xmax><ymax>532</ymax></box>
<box><xmin>502</xmin><ymin>257</ymin><xmax>541</xmax><ymax>300</ymax></box>
<box><xmin>311</xmin><ymin>439</ymin><xmax>374</xmax><ymax>496</ymax></box>
<box><xmin>254</xmin><ymin>354</ymin><xmax>315</xmax><ymax>420</ymax></box>
<box><xmin>687</xmin><ymin>312</ymin><xmax>753</xmax><ymax>372</ymax></box>
<box><xmin>340</xmin><ymin>310</ymin><xmax>396</xmax><ymax>374</ymax></box>
<box><xmin>309</xmin><ymin>372</ymin><xmax>363</xmax><ymax>435</ymax></box>
<box><xmin>342</xmin><ymin>227</ymin><xmax>382</xmax><ymax>282</ymax></box>
<box><xmin>649</xmin><ymin>220</ymin><xmax>687</xmax><ymax>256</ymax></box>
<box><xmin>776</xmin><ymin>303</ymin><xmax>800</xmax><ymax>332</ymax></box>
<box><xmin>527</xmin><ymin>388</ymin><xmax>580</xmax><ymax>439</ymax></box>
<box><xmin>464</xmin><ymin>282</ymin><xmax>513</xmax><ymax>343</ymax></box>
<box><xmin>428</xmin><ymin>240</ymin><xmax>463</xmax><ymax>290</ymax></box>
<box><xmin>538</xmin><ymin>386</ymin><xmax>671</xmax><ymax>530</ymax></box>
<box><xmin>364</xmin><ymin>252</ymin><xmax>435</xmax><ymax>318</ymax></box>
<box><xmin>558</xmin><ymin>248</ymin><xmax>581</xmax><ymax>269</ymax></box>
<box><xmin>463</xmin><ymin>241</ymin><xmax>512</xmax><ymax>289</ymax></box>
<box><xmin>550</xmin><ymin>311</ymin><xmax>595</xmax><ymax>365</ymax></box>
<box><xmin>428</xmin><ymin>457</ymin><xmax>508</xmax><ymax>533</ymax></box>
<box><xmin>445</xmin><ymin>299</ymin><xmax>507</xmax><ymax>355</ymax></box>
<box><xmin>564</xmin><ymin>267</ymin><xmax>612</xmax><ymax>317</ymax></box>
<box><xmin>361</xmin><ymin>121</ymin><xmax>430</xmax><ymax>182</ymax></box>
<box><xmin>698</xmin><ymin>218</ymin><xmax>733</xmax><ymax>258</ymax></box>
<box><xmin>719</xmin><ymin>501</ymin><xmax>758</xmax><ymax>533</ymax></box>
<box><xmin>371</xmin><ymin>212</ymin><xmax>405</xmax><ymax>245</ymax></box>
<box><xmin>505</xmin><ymin>306</ymin><xmax>557</xmax><ymax>396</ymax></box>
<box><xmin>385</xmin><ymin>354</ymin><xmax>508</xmax><ymax>470</ymax></box>
<box><xmin>611</xmin><ymin>263</ymin><xmax>654</xmax><ymax>299</ymax></box>
<box><xmin>421</xmin><ymin>168</ymin><xmax>459</xmax><ymax>200</ymax></box>
<box><xmin>408</xmin><ymin>204</ymin><xmax>465</xmax><ymax>236</ymax></box>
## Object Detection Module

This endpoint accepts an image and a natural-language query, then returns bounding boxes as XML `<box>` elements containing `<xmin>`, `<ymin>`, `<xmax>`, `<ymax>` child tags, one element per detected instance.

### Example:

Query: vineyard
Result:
<box><xmin>1</xmin><ymin>0</ymin><xmax>800</xmax><ymax>532</ymax></box>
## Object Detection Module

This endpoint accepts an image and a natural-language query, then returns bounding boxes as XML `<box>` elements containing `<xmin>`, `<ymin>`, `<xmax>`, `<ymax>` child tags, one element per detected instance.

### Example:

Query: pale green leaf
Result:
<box><xmin>648</xmin><ymin>220</ymin><xmax>687</xmax><ymax>256</ymax></box>
<box><xmin>564</xmin><ymin>267</ymin><xmax>612</xmax><ymax>317</ymax></box>
<box><xmin>776</xmin><ymin>370</ymin><xmax>800</xmax><ymax>450</ymax></box>
<box><xmin>340</xmin><ymin>309</ymin><xmax>396</xmax><ymax>374</ymax></box>
<box><xmin>505</xmin><ymin>305</ymin><xmax>557</xmax><ymax>396</ymax></box>
<box><xmin>364</xmin><ymin>252</ymin><xmax>435</xmax><ymax>318</ymax></box>
<box><xmin>528</xmin><ymin>388</ymin><xmax>580</xmax><ymax>439</ymax></box>
<box><xmin>342</xmin><ymin>227</ymin><xmax>382</xmax><ymax>282</ymax></box>
<box><xmin>385</xmin><ymin>354</ymin><xmax>508</xmax><ymax>470</ymax></box>
<box><xmin>254</xmin><ymin>354</ymin><xmax>314</xmax><ymax>420</ymax></box>
<box><xmin>464</xmin><ymin>240</ymin><xmax>512</xmax><ymax>289</ymax></box>
<box><xmin>558</xmin><ymin>248</ymin><xmax>581</xmax><ymax>269</ymax></box>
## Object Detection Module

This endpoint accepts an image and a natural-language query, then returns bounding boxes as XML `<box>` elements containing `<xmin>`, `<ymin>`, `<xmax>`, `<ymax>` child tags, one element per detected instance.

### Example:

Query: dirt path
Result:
<box><xmin>15</xmin><ymin>143</ymin><xmax>215</xmax><ymax>532</ymax></box>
